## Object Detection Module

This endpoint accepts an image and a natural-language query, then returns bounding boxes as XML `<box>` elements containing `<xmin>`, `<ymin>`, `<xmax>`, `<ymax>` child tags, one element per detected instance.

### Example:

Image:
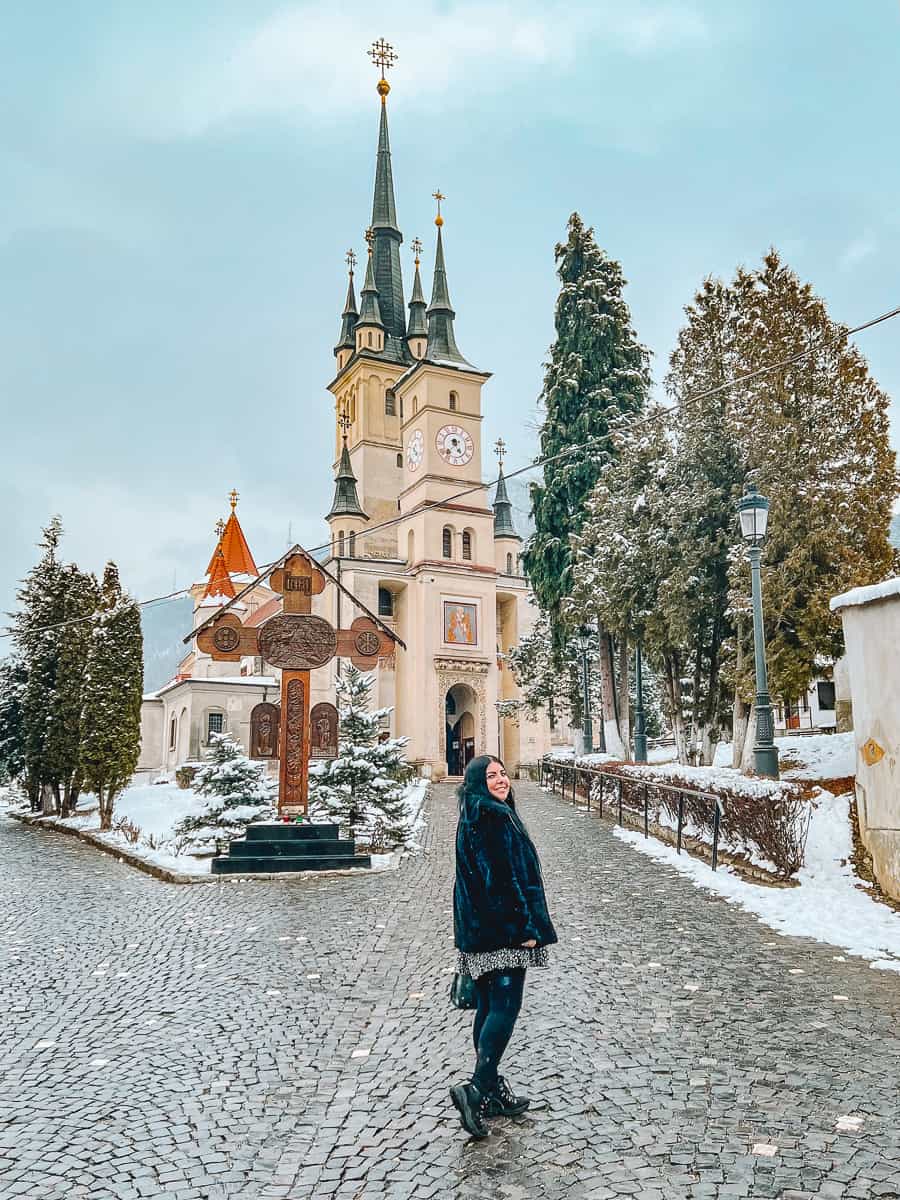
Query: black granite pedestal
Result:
<box><xmin>210</xmin><ymin>822</ymin><xmax>371</xmax><ymax>875</ymax></box>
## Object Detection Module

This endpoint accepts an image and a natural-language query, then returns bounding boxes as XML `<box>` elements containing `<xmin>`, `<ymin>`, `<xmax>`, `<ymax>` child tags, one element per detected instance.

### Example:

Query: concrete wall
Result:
<box><xmin>838</xmin><ymin>594</ymin><xmax>900</xmax><ymax>900</ymax></box>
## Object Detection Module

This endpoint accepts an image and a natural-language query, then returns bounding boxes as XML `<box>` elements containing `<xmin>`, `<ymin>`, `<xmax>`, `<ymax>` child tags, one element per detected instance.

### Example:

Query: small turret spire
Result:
<box><xmin>334</xmin><ymin>249</ymin><xmax>359</xmax><ymax>358</ymax></box>
<box><xmin>406</xmin><ymin>236</ymin><xmax>427</xmax><ymax>346</ymax></box>
<box><xmin>327</xmin><ymin>412</ymin><xmax>369</xmax><ymax>522</ymax></box>
<box><xmin>425</xmin><ymin>194</ymin><xmax>473</xmax><ymax>367</ymax></box>
<box><xmin>357</xmin><ymin>229</ymin><xmax>384</xmax><ymax>331</ymax></box>
<box><xmin>492</xmin><ymin>440</ymin><xmax>520</xmax><ymax>540</ymax></box>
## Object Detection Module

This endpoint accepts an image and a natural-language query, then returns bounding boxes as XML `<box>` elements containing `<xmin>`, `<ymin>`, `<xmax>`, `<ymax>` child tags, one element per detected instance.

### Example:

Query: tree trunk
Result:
<box><xmin>662</xmin><ymin>652</ymin><xmax>688</xmax><ymax>764</ymax></box>
<box><xmin>617</xmin><ymin>637</ymin><xmax>631</xmax><ymax>762</ymax></box>
<box><xmin>597</xmin><ymin>627</ymin><xmax>625</xmax><ymax>758</ymax></box>
<box><xmin>739</xmin><ymin>706</ymin><xmax>758</xmax><ymax>774</ymax></box>
<box><xmin>41</xmin><ymin>782</ymin><xmax>56</xmax><ymax>816</ymax></box>
<box><xmin>98</xmin><ymin>787</ymin><xmax>114</xmax><ymax>832</ymax></box>
<box><xmin>732</xmin><ymin>692</ymin><xmax>750</xmax><ymax>767</ymax></box>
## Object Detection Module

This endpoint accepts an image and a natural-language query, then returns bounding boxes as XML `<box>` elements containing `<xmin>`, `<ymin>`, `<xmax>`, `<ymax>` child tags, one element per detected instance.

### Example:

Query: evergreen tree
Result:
<box><xmin>523</xmin><ymin>214</ymin><xmax>650</xmax><ymax>754</ymax></box>
<box><xmin>80</xmin><ymin>563</ymin><xmax>144</xmax><ymax>830</ymax></box>
<box><xmin>309</xmin><ymin>666</ymin><xmax>413</xmax><ymax>849</ymax></box>
<box><xmin>173</xmin><ymin>733</ymin><xmax>275</xmax><ymax>850</ymax></box>
<box><xmin>506</xmin><ymin>611</ymin><xmax>570</xmax><ymax>728</ymax></box>
<box><xmin>0</xmin><ymin>657</ymin><xmax>27</xmax><ymax>787</ymax></box>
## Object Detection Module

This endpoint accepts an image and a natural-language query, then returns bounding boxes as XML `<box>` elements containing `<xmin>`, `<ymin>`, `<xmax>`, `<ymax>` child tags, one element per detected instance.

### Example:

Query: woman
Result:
<box><xmin>450</xmin><ymin>755</ymin><xmax>558</xmax><ymax>1138</ymax></box>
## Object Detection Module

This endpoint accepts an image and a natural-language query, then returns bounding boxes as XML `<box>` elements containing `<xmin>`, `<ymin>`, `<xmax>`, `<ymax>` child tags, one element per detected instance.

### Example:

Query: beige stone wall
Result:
<box><xmin>838</xmin><ymin>594</ymin><xmax>900</xmax><ymax>900</ymax></box>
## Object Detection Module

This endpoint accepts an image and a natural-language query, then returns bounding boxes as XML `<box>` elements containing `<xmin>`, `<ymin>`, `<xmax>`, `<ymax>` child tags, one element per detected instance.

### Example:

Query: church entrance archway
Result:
<box><xmin>445</xmin><ymin>683</ymin><xmax>478</xmax><ymax>777</ymax></box>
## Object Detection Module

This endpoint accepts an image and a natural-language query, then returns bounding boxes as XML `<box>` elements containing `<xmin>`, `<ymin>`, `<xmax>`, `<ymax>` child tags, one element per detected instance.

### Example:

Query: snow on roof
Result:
<box><xmin>196</xmin><ymin>596</ymin><xmax>248</xmax><ymax>611</ymax></box>
<box><xmin>155</xmin><ymin>675</ymin><xmax>278</xmax><ymax>697</ymax></box>
<box><xmin>830</xmin><ymin>576</ymin><xmax>900</xmax><ymax>612</ymax></box>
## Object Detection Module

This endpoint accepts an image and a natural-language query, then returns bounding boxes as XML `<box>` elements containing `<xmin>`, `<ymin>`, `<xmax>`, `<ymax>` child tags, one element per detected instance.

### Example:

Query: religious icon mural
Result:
<box><xmin>310</xmin><ymin>702</ymin><xmax>339</xmax><ymax>760</ymax></box>
<box><xmin>250</xmin><ymin>702</ymin><xmax>280</xmax><ymax>759</ymax></box>
<box><xmin>443</xmin><ymin>601</ymin><xmax>477</xmax><ymax>646</ymax></box>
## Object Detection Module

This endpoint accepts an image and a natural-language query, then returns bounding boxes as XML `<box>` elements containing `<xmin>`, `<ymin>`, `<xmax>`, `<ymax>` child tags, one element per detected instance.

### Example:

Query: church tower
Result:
<box><xmin>326</xmin><ymin>41</ymin><xmax>410</xmax><ymax>558</ymax></box>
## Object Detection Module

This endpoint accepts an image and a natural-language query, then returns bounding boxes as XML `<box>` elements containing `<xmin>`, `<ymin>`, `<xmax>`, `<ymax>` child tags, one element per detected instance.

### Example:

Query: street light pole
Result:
<box><xmin>580</xmin><ymin>632</ymin><xmax>594</xmax><ymax>755</ymax></box>
<box><xmin>633</xmin><ymin>642</ymin><xmax>648</xmax><ymax>763</ymax></box>
<box><xmin>737</xmin><ymin>485</ymin><xmax>779</xmax><ymax>780</ymax></box>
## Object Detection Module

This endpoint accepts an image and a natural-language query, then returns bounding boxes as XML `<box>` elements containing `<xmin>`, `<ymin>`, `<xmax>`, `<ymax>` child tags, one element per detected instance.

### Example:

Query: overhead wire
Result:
<box><xmin>3</xmin><ymin>300</ymin><xmax>898</xmax><ymax>642</ymax></box>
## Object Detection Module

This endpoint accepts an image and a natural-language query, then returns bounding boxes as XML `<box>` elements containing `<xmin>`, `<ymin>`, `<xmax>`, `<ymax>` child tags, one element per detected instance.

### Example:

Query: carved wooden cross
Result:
<box><xmin>196</xmin><ymin>552</ymin><xmax>395</xmax><ymax>816</ymax></box>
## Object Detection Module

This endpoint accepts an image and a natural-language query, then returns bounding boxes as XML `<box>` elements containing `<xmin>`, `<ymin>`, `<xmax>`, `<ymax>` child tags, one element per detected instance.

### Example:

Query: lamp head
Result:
<box><xmin>736</xmin><ymin>485</ymin><xmax>770</xmax><ymax>544</ymax></box>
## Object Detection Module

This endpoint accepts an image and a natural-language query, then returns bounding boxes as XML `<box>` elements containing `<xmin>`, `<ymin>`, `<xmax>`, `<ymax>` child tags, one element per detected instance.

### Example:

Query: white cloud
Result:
<box><xmin>137</xmin><ymin>0</ymin><xmax>710</xmax><ymax>136</ymax></box>
<box><xmin>839</xmin><ymin>234</ymin><xmax>876</xmax><ymax>271</ymax></box>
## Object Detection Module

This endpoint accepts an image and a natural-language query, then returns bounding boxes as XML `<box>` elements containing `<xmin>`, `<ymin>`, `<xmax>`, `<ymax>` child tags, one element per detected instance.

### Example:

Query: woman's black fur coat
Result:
<box><xmin>453</xmin><ymin>783</ymin><xmax>558</xmax><ymax>955</ymax></box>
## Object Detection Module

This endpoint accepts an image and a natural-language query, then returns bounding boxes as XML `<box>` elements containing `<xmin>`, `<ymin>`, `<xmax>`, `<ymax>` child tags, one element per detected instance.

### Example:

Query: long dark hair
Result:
<box><xmin>457</xmin><ymin>754</ymin><xmax>515</xmax><ymax>822</ymax></box>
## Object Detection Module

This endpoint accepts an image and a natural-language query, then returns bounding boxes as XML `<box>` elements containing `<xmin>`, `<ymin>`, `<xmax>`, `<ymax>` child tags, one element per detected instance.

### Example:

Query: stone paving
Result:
<box><xmin>2</xmin><ymin>783</ymin><xmax>900</xmax><ymax>1200</ymax></box>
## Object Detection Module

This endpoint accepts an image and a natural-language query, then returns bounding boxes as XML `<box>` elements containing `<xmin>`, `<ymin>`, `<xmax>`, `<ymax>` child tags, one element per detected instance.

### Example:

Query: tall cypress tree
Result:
<box><xmin>80</xmin><ymin>563</ymin><xmax>144</xmax><ymax>830</ymax></box>
<box><xmin>523</xmin><ymin>214</ymin><xmax>650</xmax><ymax>753</ymax></box>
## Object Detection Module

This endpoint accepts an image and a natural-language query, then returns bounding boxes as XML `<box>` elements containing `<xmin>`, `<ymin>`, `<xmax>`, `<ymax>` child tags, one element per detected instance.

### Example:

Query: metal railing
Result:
<box><xmin>539</xmin><ymin>756</ymin><xmax>725</xmax><ymax>871</ymax></box>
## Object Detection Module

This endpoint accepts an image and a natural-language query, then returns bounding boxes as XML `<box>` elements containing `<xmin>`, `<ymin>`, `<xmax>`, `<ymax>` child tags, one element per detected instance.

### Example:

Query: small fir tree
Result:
<box><xmin>0</xmin><ymin>657</ymin><xmax>27</xmax><ymax>788</ymax></box>
<box><xmin>80</xmin><ymin>563</ymin><xmax>144</xmax><ymax>831</ymax></box>
<box><xmin>309</xmin><ymin>666</ymin><xmax>413</xmax><ymax>849</ymax></box>
<box><xmin>173</xmin><ymin>733</ymin><xmax>275</xmax><ymax>850</ymax></box>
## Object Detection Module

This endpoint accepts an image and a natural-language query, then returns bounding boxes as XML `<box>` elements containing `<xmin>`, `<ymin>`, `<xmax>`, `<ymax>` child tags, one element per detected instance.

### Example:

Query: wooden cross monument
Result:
<box><xmin>190</xmin><ymin>547</ymin><xmax>401</xmax><ymax>817</ymax></box>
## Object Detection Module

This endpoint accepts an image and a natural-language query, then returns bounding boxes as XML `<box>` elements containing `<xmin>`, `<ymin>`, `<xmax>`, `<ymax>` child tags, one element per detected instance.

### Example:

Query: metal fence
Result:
<box><xmin>539</xmin><ymin>756</ymin><xmax>725</xmax><ymax>871</ymax></box>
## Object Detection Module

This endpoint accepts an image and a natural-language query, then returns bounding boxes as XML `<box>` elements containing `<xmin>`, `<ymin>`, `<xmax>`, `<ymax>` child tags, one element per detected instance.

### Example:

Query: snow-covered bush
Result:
<box><xmin>309</xmin><ymin>666</ymin><xmax>414</xmax><ymax>850</ymax></box>
<box><xmin>173</xmin><ymin>733</ymin><xmax>275</xmax><ymax>851</ymax></box>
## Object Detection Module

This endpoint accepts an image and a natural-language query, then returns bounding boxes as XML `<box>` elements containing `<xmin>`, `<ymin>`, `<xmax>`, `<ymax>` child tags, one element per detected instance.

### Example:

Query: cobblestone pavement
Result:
<box><xmin>2</xmin><ymin>783</ymin><xmax>900</xmax><ymax>1200</ymax></box>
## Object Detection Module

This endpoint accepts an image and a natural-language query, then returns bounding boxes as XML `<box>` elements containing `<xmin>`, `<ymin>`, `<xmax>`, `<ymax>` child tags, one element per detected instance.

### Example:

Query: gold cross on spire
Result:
<box><xmin>215</xmin><ymin>518</ymin><xmax>225</xmax><ymax>539</ymax></box>
<box><xmin>229</xmin><ymin>488</ymin><xmax>239</xmax><ymax>512</ymax></box>
<box><xmin>364</xmin><ymin>226</ymin><xmax>374</xmax><ymax>254</ymax></box>
<box><xmin>432</xmin><ymin>190</ymin><xmax>445</xmax><ymax>228</ymax></box>
<box><xmin>346</xmin><ymin>248</ymin><xmax>357</xmax><ymax>273</ymax></box>
<box><xmin>411</xmin><ymin>236</ymin><xmax>422</xmax><ymax>265</ymax></box>
<box><xmin>494</xmin><ymin>438</ymin><xmax>507</xmax><ymax>468</ymax></box>
<box><xmin>339</xmin><ymin>410</ymin><xmax>351</xmax><ymax>438</ymax></box>
<box><xmin>368</xmin><ymin>38</ymin><xmax>397</xmax><ymax>101</ymax></box>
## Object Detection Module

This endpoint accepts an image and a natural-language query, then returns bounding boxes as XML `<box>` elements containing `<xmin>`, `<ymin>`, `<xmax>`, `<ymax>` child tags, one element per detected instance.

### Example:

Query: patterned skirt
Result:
<box><xmin>457</xmin><ymin>945</ymin><xmax>550</xmax><ymax>980</ymax></box>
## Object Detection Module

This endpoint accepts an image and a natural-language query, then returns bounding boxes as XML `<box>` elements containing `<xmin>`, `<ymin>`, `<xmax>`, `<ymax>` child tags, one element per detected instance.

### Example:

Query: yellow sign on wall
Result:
<box><xmin>861</xmin><ymin>738</ymin><xmax>885</xmax><ymax>767</ymax></box>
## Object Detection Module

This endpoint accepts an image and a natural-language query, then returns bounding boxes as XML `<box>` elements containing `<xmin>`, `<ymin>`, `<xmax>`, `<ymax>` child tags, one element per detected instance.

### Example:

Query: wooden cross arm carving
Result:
<box><xmin>337</xmin><ymin>616</ymin><xmax>395</xmax><ymax>668</ymax></box>
<box><xmin>196</xmin><ymin>613</ymin><xmax>260</xmax><ymax>662</ymax></box>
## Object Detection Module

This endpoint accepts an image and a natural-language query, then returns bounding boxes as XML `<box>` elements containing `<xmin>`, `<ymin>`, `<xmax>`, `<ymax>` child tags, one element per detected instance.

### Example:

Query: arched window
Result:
<box><xmin>449</xmin><ymin>390</ymin><xmax>458</xmax><ymax>411</ymax></box>
<box><xmin>442</xmin><ymin>527</ymin><xmax>453</xmax><ymax>558</ymax></box>
<box><xmin>378</xmin><ymin>586</ymin><xmax>393</xmax><ymax>617</ymax></box>
<box><xmin>412</xmin><ymin>395</ymin><xmax>418</xmax><ymax>414</ymax></box>
<box><xmin>462</xmin><ymin>531</ymin><xmax>472</xmax><ymax>561</ymax></box>
<box><xmin>349</xmin><ymin>532</ymin><xmax>356</xmax><ymax>557</ymax></box>
<box><xmin>506</xmin><ymin>552</ymin><xmax>513</xmax><ymax>574</ymax></box>
<box><xmin>367</xmin><ymin>331</ymin><xmax>373</xmax><ymax>347</ymax></box>
<box><xmin>338</xmin><ymin>531</ymin><xmax>345</xmax><ymax>557</ymax></box>
<box><xmin>399</xmin><ymin>396</ymin><xmax>404</xmax><ymax>419</ymax></box>
<box><xmin>385</xmin><ymin>388</ymin><xmax>396</xmax><ymax>416</ymax></box>
<box><xmin>407</xmin><ymin>529</ymin><xmax>415</xmax><ymax>564</ymax></box>
<box><xmin>168</xmin><ymin>716</ymin><xmax>177</xmax><ymax>751</ymax></box>
<box><xmin>396</xmin><ymin>452</ymin><xmax>403</xmax><ymax>468</ymax></box>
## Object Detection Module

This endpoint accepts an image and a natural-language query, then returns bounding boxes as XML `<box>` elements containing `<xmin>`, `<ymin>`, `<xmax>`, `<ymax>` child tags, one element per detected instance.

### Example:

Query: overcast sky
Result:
<box><xmin>3</xmin><ymin>1</ymin><xmax>899</xmax><ymax>638</ymax></box>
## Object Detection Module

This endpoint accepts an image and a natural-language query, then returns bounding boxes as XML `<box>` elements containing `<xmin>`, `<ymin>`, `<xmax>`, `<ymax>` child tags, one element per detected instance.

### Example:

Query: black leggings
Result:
<box><xmin>471</xmin><ymin>968</ymin><xmax>526</xmax><ymax>1094</ymax></box>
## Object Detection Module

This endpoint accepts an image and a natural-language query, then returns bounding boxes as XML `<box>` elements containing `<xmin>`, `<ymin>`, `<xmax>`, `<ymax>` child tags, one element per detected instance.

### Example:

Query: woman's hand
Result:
<box><xmin>521</xmin><ymin>939</ymin><xmax>537</xmax><ymax>948</ymax></box>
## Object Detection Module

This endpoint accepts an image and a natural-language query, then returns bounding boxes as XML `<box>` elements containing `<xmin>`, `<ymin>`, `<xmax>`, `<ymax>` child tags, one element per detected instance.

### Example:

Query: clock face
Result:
<box><xmin>436</xmin><ymin>424</ymin><xmax>474</xmax><ymax>467</ymax></box>
<box><xmin>406</xmin><ymin>429</ymin><xmax>424</xmax><ymax>471</ymax></box>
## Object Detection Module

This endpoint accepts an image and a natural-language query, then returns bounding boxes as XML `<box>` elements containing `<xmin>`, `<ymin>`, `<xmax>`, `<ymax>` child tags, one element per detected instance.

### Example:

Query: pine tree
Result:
<box><xmin>80</xmin><ymin>563</ymin><xmax>144</xmax><ymax>831</ymax></box>
<box><xmin>173</xmin><ymin>733</ymin><xmax>275</xmax><ymax>850</ymax></box>
<box><xmin>506</xmin><ymin>611</ymin><xmax>569</xmax><ymax>728</ymax></box>
<box><xmin>0</xmin><ymin>657</ymin><xmax>27</xmax><ymax>787</ymax></box>
<box><xmin>309</xmin><ymin>666</ymin><xmax>413</xmax><ymax>849</ymax></box>
<box><xmin>523</xmin><ymin>213</ymin><xmax>650</xmax><ymax>754</ymax></box>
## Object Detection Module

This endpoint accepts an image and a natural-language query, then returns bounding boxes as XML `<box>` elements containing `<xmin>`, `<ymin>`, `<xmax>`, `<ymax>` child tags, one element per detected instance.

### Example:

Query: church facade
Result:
<box><xmin>139</xmin><ymin>66</ymin><xmax>551</xmax><ymax>781</ymax></box>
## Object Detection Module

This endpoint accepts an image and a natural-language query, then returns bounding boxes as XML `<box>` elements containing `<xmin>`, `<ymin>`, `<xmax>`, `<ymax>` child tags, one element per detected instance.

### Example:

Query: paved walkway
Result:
<box><xmin>2</xmin><ymin>783</ymin><xmax>900</xmax><ymax>1200</ymax></box>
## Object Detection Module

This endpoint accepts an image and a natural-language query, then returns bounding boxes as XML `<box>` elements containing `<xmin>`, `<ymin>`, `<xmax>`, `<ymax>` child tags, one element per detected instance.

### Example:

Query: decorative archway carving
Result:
<box><xmin>434</xmin><ymin>657</ymin><xmax>489</xmax><ymax>765</ymax></box>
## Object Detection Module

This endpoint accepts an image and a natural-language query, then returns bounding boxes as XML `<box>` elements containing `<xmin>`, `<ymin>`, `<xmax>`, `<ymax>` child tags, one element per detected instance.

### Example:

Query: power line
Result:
<box><xmin>4</xmin><ymin>299</ymin><xmax>898</xmax><ymax>642</ymax></box>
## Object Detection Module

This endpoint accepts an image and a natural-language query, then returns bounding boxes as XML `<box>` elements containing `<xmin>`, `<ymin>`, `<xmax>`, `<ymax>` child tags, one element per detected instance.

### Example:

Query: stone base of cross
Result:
<box><xmin>196</xmin><ymin>551</ymin><xmax>395</xmax><ymax>816</ymax></box>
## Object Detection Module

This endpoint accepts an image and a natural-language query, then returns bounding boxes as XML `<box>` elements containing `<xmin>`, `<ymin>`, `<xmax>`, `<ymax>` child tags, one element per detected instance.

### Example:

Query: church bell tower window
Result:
<box><xmin>442</xmin><ymin>527</ymin><xmax>453</xmax><ymax>559</ymax></box>
<box><xmin>449</xmin><ymin>390</ymin><xmax>458</xmax><ymax>411</ymax></box>
<box><xmin>385</xmin><ymin>388</ymin><xmax>396</xmax><ymax>415</ymax></box>
<box><xmin>462</xmin><ymin>531</ymin><xmax>472</xmax><ymax>561</ymax></box>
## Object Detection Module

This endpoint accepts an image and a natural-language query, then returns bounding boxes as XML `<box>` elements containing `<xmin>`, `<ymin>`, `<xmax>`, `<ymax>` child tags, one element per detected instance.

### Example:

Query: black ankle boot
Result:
<box><xmin>449</xmin><ymin>1082</ymin><xmax>490</xmax><ymax>1139</ymax></box>
<box><xmin>483</xmin><ymin>1076</ymin><xmax>530</xmax><ymax>1118</ymax></box>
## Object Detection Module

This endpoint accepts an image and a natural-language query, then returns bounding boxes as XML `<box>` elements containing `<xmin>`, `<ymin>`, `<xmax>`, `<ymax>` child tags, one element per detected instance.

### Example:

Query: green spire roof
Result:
<box><xmin>369</xmin><ymin>99</ymin><xmax>407</xmax><ymax>346</ymax></box>
<box><xmin>493</xmin><ymin>465</ymin><xmax>520</xmax><ymax>540</ymax></box>
<box><xmin>426</xmin><ymin>226</ymin><xmax>474</xmax><ymax>367</ymax></box>
<box><xmin>406</xmin><ymin>257</ymin><xmax>427</xmax><ymax>340</ymax></box>
<box><xmin>327</xmin><ymin>438</ymin><xmax>368</xmax><ymax>521</ymax></box>
<box><xmin>357</xmin><ymin>250</ymin><xmax>384</xmax><ymax>329</ymax></box>
<box><xmin>334</xmin><ymin>269</ymin><xmax>359</xmax><ymax>355</ymax></box>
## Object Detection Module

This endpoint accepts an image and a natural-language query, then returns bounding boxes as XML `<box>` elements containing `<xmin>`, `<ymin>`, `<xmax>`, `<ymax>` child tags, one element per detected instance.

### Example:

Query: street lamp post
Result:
<box><xmin>575</xmin><ymin>627</ymin><xmax>596</xmax><ymax>755</ymax></box>
<box><xmin>736</xmin><ymin>485</ymin><xmax>779</xmax><ymax>779</ymax></box>
<box><xmin>633</xmin><ymin>642</ymin><xmax>648</xmax><ymax>763</ymax></box>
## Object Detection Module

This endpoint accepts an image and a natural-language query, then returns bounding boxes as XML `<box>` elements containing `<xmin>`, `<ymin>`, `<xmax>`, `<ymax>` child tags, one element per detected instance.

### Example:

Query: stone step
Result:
<box><xmin>244</xmin><ymin>823</ymin><xmax>340</xmax><ymax>842</ymax></box>
<box><xmin>228</xmin><ymin>838</ymin><xmax>355</xmax><ymax>858</ymax></box>
<box><xmin>211</xmin><ymin>853</ymin><xmax>371</xmax><ymax>875</ymax></box>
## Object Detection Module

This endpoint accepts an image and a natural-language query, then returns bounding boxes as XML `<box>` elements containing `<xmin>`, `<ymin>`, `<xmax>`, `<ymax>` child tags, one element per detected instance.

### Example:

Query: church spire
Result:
<box><xmin>492</xmin><ymin>440</ymin><xmax>520</xmax><ymax>540</ymax></box>
<box><xmin>406</xmin><ymin>237</ymin><xmax>427</xmax><ymax>353</ymax></box>
<box><xmin>425</xmin><ymin>194</ymin><xmax>473</xmax><ymax>368</ymax></box>
<box><xmin>356</xmin><ymin>231</ymin><xmax>384</xmax><ymax>332</ymax></box>
<box><xmin>334</xmin><ymin>249</ymin><xmax>359</xmax><ymax>358</ymax></box>
<box><xmin>366</xmin><ymin>39</ymin><xmax>406</xmax><ymax>348</ymax></box>
<box><xmin>216</xmin><ymin>489</ymin><xmax>258</xmax><ymax>577</ymax></box>
<box><xmin>327</xmin><ymin>414</ymin><xmax>369</xmax><ymax>521</ymax></box>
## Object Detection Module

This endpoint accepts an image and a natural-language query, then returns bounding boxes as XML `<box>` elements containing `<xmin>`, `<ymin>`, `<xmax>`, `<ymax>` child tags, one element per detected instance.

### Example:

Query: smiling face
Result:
<box><xmin>485</xmin><ymin>758</ymin><xmax>510</xmax><ymax>801</ymax></box>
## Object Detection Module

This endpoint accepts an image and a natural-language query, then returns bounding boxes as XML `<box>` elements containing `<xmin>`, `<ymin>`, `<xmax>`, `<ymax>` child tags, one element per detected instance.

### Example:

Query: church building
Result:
<box><xmin>139</xmin><ymin>48</ymin><xmax>551</xmax><ymax>781</ymax></box>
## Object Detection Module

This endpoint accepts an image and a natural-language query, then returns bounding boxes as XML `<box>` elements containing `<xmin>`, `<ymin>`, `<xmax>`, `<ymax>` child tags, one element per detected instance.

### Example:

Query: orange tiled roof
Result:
<box><xmin>202</xmin><ymin>548</ymin><xmax>237</xmax><ymax>600</ymax></box>
<box><xmin>245</xmin><ymin>596</ymin><xmax>282</xmax><ymax>628</ymax></box>
<box><xmin>220</xmin><ymin>510</ymin><xmax>258</xmax><ymax>576</ymax></box>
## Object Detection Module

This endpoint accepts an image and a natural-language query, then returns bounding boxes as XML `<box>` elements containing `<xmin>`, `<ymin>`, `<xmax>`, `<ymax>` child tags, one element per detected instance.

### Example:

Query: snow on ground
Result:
<box><xmin>714</xmin><ymin>731</ymin><xmax>855</xmax><ymax>780</ymax></box>
<box><xmin>613</xmin><ymin>790</ymin><xmax>900</xmax><ymax>971</ymax></box>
